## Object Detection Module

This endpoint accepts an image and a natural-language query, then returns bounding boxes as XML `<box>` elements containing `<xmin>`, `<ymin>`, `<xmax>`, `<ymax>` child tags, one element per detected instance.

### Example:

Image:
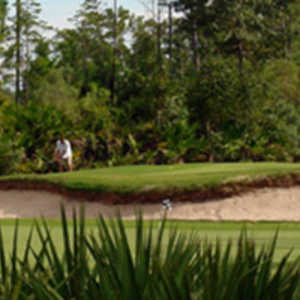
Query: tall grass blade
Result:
<box><xmin>0</xmin><ymin>226</ymin><xmax>7</xmax><ymax>285</ymax></box>
<box><xmin>11</xmin><ymin>219</ymin><xmax>19</xmax><ymax>289</ymax></box>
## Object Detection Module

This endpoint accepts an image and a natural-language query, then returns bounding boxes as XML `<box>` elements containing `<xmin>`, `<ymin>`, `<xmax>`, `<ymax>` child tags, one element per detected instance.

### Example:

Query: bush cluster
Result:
<box><xmin>1</xmin><ymin>67</ymin><xmax>300</xmax><ymax>175</ymax></box>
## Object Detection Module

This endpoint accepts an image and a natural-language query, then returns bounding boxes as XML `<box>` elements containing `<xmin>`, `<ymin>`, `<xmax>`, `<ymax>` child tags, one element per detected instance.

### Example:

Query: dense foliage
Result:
<box><xmin>1</xmin><ymin>0</ymin><xmax>300</xmax><ymax>173</ymax></box>
<box><xmin>0</xmin><ymin>208</ymin><xmax>299</xmax><ymax>299</ymax></box>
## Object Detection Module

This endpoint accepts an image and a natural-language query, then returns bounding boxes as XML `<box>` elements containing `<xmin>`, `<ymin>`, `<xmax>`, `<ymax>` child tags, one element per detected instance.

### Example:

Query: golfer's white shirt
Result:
<box><xmin>56</xmin><ymin>139</ymin><xmax>72</xmax><ymax>159</ymax></box>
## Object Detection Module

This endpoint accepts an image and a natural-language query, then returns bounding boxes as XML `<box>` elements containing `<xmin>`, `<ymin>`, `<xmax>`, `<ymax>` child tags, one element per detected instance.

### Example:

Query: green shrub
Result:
<box><xmin>0</xmin><ymin>136</ymin><xmax>24</xmax><ymax>175</ymax></box>
<box><xmin>0</xmin><ymin>102</ymin><xmax>72</xmax><ymax>173</ymax></box>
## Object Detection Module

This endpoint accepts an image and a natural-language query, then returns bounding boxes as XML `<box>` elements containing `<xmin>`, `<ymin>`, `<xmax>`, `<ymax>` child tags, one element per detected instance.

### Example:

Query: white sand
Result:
<box><xmin>1</xmin><ymin>187</ymin><xmax>300</xmax><ymax>220</ymax></box>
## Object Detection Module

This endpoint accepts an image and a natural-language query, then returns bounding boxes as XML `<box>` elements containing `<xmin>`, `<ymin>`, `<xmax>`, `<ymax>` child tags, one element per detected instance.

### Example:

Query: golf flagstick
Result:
<box><xmin>159</xmin><ymin>199</ymin><xmax>172</xmax><ymax>230</ymax></box>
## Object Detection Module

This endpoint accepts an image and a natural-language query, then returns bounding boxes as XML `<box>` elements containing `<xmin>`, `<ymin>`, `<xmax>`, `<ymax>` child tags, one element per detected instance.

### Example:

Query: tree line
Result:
<box><xmin>0</xmin><ymin>0</ymin><xmax>299</xmax><ymax>174</ymax></box>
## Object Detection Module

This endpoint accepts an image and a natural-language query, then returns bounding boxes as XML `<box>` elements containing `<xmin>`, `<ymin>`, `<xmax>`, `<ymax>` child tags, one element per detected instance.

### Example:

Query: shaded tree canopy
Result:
<box><xmin>0</xmin><ymin>0</ymin><xmax>300</xmax><ymax>174</ymax></box>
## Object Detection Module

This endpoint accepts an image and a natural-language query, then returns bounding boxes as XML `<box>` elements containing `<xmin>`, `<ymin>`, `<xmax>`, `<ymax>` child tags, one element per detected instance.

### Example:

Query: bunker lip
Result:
<box><xmin>0</xmin><ymin>173</ymin><xmax>300</xmax><ymax>205</ymax></box>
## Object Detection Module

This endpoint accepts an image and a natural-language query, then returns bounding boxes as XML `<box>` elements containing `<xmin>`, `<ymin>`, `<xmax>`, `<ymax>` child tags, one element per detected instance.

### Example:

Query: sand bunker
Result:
<box><xmin>0</xmin><ymin>187</ymin><xmax>300</xmax><ymax>220</ymax></box>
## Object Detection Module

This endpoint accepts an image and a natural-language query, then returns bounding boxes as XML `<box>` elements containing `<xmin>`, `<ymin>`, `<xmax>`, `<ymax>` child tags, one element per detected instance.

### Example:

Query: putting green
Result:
<box><xmin>2</xmin><ymin>162</ymin><xmax>300</xmax><ymax>193</ymax></box>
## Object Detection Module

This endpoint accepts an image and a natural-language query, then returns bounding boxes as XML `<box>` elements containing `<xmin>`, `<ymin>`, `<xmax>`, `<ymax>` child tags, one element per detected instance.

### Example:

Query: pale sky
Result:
<box><xmin>38</xmin><ymin>0</ymin><xmax>149</xmax><ymax>29</ymax></box>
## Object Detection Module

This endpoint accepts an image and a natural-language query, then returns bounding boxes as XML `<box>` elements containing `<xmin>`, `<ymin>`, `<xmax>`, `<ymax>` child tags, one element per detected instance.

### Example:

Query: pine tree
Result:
<box><xmin>5</xmin><ymin>0</ymin><xmax>50</xmax><ymax>104</ymax></box>
<box><xmin>0</xmin><ymin>0</ymin><xmax>7</xmax><ymax>36</ymax></box>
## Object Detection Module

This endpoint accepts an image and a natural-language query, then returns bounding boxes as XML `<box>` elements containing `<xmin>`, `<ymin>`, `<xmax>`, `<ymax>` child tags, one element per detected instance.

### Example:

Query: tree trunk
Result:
<box><xmin>15</xmin><ymin>0</ymin><xmax>21</xmax><ymax>104</ymax></box>
<box><xmin>110</xmin><ymin>0</ymin><xmax>117</xmax><ymax>104</ymax></box>
<box><xmin>157</xmin><ymin>5</ymin><xmax>162</xmax><ymax>67</ymax></box>
<box><xmin>191</xmin><ymin>19</ymin><xmax>199</xmax><ymax>70</ymax></box>
<box><xmin>168</xmin><ymin>3</ymin><xmax>173</xmax><ymax>74</ymax></box>
<box><xmin>237</xmin><ymin>43</ymin><xmax>244</xmax><ymax>88</ymax></box>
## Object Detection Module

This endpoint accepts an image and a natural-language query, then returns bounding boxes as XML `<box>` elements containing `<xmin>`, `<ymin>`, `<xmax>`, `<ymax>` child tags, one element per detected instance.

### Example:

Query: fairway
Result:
<box><xmin>1</xmin><ymin>218</ymin><xmax>300</xmax><ymax>263</ymax></box>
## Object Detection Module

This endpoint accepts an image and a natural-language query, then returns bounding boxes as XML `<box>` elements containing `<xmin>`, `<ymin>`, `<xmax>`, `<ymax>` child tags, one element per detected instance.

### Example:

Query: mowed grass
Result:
<box><xmin>2</xmin><ymin>162</ymin><xmax>300</xmax><ymax>193</ymax></box>
<box><xmin>2</xmin><ymin>163</ymin><xmax>300</xmax><ymax>263</ymax></box>
<box><xmin>2</xmin><ymin>218</ymin><xmax>300</xmax><ymax>263</ymax></box>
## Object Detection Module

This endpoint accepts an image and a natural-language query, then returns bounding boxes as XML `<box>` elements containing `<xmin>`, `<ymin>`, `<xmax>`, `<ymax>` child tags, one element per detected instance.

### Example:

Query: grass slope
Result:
<box><xmin>2</xmin><ymin>162</ymin><xmax>300</xmax><ymax>193</ymax></box>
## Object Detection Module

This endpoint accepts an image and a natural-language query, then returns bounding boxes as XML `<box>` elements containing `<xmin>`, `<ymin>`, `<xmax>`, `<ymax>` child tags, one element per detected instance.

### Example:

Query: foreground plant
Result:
<box><xmin>0</xmin><ymin>207</ymin><xmax>299</xmax><ymax>299</ymax></box>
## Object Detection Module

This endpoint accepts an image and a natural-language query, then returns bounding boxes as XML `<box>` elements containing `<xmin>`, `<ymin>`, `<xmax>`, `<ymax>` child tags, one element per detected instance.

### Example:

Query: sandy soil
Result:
<box><xmin>0</xmin><ymin>187</ymin><xmax>300</xmax><ymax>220</ymax></box>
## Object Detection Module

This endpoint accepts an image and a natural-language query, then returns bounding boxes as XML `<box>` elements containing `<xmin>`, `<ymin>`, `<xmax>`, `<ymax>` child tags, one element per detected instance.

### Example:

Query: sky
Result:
<box><xmin>38</xmin><ymin>0</ymin><xmax>150</xmax><ymax>29</ymax></box>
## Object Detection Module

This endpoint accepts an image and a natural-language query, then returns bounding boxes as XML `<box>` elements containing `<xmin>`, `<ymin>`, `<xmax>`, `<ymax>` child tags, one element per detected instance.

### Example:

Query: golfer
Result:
<box><xmin>54</xmin><ymin>134</ymin><xmax>73</xmax><ymax>172</ymax></box>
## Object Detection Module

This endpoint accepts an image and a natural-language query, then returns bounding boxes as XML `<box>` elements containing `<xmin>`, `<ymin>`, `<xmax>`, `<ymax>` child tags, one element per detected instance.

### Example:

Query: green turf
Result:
<box><xmin>2</xmin><ymin>162</ymin><xmax>300</xmax><ymax>193</ymax></box>
<box><xmin>2</xmin><ymin>163</ymin><xmax>300</xmax><ymax>262</ymax></box>
<box><xmin>2</xmin><ymin>218</ymin><xmax>300</xmax><ymax>263</ymax></box>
